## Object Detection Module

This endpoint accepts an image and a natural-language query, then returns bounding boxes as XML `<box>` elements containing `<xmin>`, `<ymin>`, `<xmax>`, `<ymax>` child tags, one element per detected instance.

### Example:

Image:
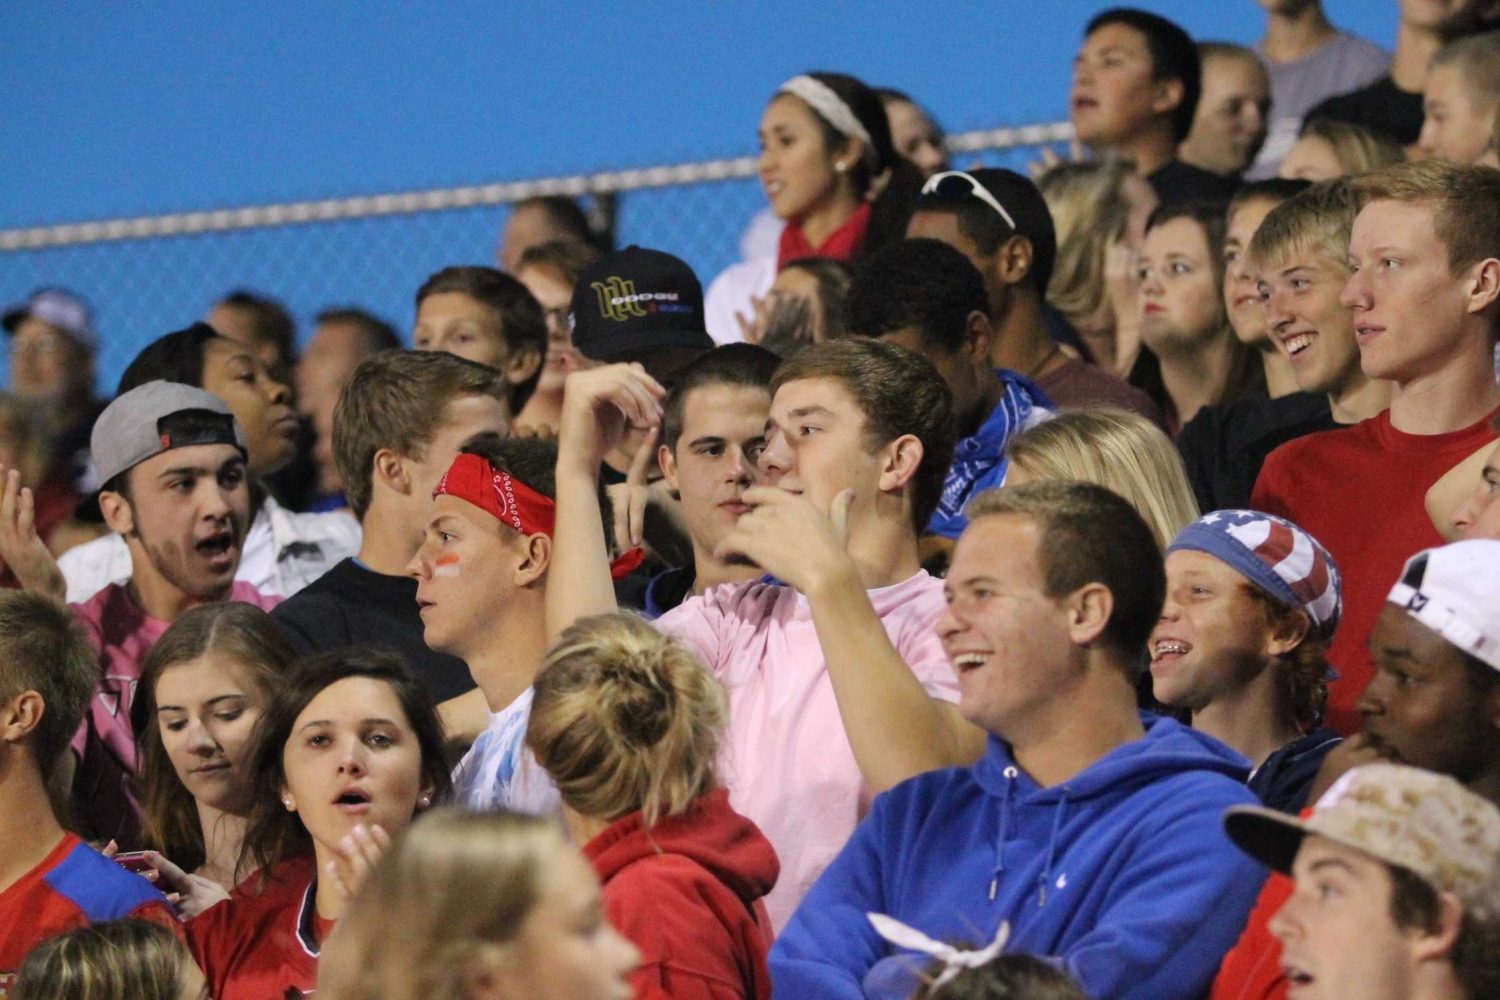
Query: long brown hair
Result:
<box><xmin>1144</xmin><ymin>200</ymin><xmax>1265</xmax><ymax>406</ymax></box>
<box><xmin>131</xmin><ymin>603</ymin><xmax>295</xmax><ymax>871</ymax></box>
<box><xmin>239</xmin><ymin>647</ymin><xmax>452</xmax><ymax>882</ymax></box>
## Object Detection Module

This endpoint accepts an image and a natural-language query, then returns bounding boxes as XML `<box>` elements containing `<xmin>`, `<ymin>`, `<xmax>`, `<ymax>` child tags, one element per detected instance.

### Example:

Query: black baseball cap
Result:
<box><xmin>570</xmin><ymin>246</ymin><xmax>714</xmax><ymax>366</ymax></box>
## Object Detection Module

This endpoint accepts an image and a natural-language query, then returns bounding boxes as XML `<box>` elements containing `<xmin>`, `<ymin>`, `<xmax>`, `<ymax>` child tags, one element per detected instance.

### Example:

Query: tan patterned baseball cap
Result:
<box><xmin>1225</xmin><ymin>763</ymin><xmax>1500</xmax><ymax>917</ymax></box>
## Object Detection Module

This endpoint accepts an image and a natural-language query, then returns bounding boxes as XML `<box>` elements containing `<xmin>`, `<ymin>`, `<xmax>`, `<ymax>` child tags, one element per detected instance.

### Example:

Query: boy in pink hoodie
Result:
<box><xmin>548</xmin><ymin>337</ymin><xmax>985</xmax><ymax>928</ymax></box>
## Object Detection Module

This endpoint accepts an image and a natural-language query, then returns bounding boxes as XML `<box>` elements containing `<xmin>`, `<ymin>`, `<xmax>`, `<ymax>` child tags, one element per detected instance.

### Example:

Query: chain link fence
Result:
<box><xmin>0</xmin><ymin>122</ymin><xmax>1071</xmax><ymax>391</ymax></box>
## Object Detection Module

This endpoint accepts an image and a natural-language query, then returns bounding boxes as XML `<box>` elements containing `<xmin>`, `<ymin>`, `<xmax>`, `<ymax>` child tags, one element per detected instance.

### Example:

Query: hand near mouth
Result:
<box><xmin>326</xmin><ymin>822</ymin><xmax>392</xmax><ymax>905</ymax></box>
<box><xmin>558</xmin><ymin>364</ymin><xmax>665</xmax><ymax>474</ymax></box>
<box><xmin>1304</xmin><ymin>731</ymin><xmax>1399</xmax><ymax>803</ymax></box>
<box><xmin>713</xmin><ymin>486</ymin><xmax>855</xmax><ymax>595</ymax></box>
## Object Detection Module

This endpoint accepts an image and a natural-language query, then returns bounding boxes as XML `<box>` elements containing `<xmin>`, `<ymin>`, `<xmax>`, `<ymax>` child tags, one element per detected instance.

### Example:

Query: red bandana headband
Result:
<box><xmin>432</xmin><ymin>453</ymin><xmax>645</xmax><ymax>580</ymax></box>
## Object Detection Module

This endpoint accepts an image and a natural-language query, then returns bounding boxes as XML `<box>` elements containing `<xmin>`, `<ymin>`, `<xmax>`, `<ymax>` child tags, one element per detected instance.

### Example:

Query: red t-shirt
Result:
<box><xmin>0</xmin><ymin>834</ymin><xmax>178</xmax><ymax>996</ymax></box>
<box><xmin>1210</xmin><ymin>865</ymin><xmax>1297</xmax><ymax>999</ymax></box>
<box><xmin>187</xmin><ymin>857</ymin><xmax>320</xmax><ymax>1000</ymax></box>
<box><xmin>1250</xmin><ymin>407</ymin><xmax>1499</xmax><ymax>734</ymax></box>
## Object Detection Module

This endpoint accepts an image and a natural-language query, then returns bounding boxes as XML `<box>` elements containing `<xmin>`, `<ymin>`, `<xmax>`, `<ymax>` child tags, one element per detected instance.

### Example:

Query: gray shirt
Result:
<box><xmin>1248</xmin><ymin>30</ymin><xmax>1390</xmax><ymax>179</ymax></box>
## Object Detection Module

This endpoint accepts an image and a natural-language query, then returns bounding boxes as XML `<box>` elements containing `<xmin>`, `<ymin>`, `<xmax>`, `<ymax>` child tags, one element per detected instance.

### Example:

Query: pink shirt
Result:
<box><xmin>656</xmin><ymin>571</ymin><xmax>957</xmax><ymax>931</ymax></box>
<box><xmin>69</xmin><ymin>582</ymin><xmax>281</xmax><ymax>843</ymax></box>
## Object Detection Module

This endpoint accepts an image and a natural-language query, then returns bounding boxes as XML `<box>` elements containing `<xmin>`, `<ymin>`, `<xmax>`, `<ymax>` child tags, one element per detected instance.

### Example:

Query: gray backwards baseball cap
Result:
<box><xmin>91</xmin><ymin>381</ymin><xmax>247</xmax><ymax>488</ymax></box>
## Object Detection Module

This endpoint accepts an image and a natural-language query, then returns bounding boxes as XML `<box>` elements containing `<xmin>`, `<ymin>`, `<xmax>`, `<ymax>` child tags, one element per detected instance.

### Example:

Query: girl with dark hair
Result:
<box><xmin>876</xmin><ymin>88</ymin><xmax>950</xmax><ymax>179</ymax></box>
<box><xmin>706</xmin><ymin>71</ymin><xmax>922</xmax><ymax>343</ymax></box>
<box><xmin>130</xmin><ymin>603</ymin><xmax>296</xmax><ymax>915</ymax></box>
<box><xmin>187</xmin><ymin>647</ymin><xmax>451</xmax><ymax>1000</ymax></box>
<box><xmin>1150</xmin><ymin>510</ymin><xmax>1344</xmax><ymax>813</ymax></box>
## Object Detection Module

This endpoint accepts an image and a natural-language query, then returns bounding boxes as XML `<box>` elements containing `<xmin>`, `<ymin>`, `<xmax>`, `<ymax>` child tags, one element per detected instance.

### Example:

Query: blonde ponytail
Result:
<box><xmin>528</xmin><ymin>613</ymin><xmax>724</xmax><ymax>828</ymax></box>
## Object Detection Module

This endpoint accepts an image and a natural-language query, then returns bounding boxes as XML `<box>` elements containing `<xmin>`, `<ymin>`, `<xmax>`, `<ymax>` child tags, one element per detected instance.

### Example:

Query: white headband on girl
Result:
<box><xmin>867</xmin><ymin>913</ymin><xmax>1012</xmax><ymax>991</ymax></box>
<box><xmin>779</xmin><ymin>75</ymin><xmax>875</xmax><ymax>155</ymax></box>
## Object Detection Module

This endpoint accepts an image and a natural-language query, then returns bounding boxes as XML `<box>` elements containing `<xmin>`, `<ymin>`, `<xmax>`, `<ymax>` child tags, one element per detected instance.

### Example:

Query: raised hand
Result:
<box><xmin>1304</xmin><ymin>731</ymin><xmax>1399</xmax><ymax>804</ymax></box>
<box><xmin>754</xmin><ymin>293</ymin><xmax>817</xmax><ymax>358</ymax></box>
<box><xmin>607</xmin><ymin>426</ymin><xmax>661</xmax><ymax>552</ymax></box>
<box><xmin>734</xmin><ymin>292</ymin><xmax>768</xmax><ymax>344</ymax></box>
<box><xmin>0</xmin><ymin>465</ymin><xmax>65</xmax><ymax>599</ymax></box>
<box><xmin>326</xmin><ymin>822</ymin><xmax>392</xmax><ymax>905</ymax></box>
<box><xmin>557</xmin><ymin>364</ymin><xmax>665</xmax><ymax>473</ymax></box>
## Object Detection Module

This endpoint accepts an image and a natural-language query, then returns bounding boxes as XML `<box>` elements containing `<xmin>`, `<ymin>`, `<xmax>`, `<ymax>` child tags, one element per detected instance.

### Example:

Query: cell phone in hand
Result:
<box><xmin>113</xmin><ymin>851</ymin><xmax>157</xmax><ymax>880</ymax></box>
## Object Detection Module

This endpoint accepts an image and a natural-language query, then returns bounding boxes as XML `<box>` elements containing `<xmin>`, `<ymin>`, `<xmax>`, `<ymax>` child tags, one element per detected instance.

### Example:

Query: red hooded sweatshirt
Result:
<box><xmin>583</xmin><ymin>787</ymin><xmax>779</xmax><ymax>1000</ymax></box>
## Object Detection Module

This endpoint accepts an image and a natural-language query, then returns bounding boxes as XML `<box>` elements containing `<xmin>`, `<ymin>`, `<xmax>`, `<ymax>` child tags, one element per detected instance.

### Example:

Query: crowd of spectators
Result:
<box><xmin>3</xmin><ymin>3</ymin><xmax>1500</xmax><ymax>999</ymax></box>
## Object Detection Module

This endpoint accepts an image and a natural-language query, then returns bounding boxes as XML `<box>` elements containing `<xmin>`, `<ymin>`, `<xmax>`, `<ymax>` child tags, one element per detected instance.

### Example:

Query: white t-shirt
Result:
<box><xmin>57</xmin><ymin>497</ymin><xmax>359</xmax><ymax>603</ymax></box>
<box><xmin>450</xmin><ymin>687</ymin><xmax>560</xmax><ymax>816</ymax></box>
<box><xmin>704</xmin><ymin>256</ymin><xmax>776</xmax><ymax>345</ymax></box>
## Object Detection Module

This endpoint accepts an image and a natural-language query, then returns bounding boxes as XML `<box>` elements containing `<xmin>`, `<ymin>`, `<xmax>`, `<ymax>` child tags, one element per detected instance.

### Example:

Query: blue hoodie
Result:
<box><xmin>770</xmin><ymin>714</ymin><xmax>1266</xmax><ymax>1000</ymax></box>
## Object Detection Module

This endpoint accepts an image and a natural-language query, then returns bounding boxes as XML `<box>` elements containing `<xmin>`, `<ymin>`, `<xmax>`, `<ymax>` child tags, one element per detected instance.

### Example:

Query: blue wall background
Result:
<box><xmin>2</xmin><ymin>0</ymin><xmax>1393</xmax><ymax>390</ymax></box>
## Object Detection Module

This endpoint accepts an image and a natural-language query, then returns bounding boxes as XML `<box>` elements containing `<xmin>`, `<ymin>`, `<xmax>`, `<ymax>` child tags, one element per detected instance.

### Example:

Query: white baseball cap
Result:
<box><xmin>3</xmin><ymin>288</ymin><xmax>98</xmax><ymax>352</ymax></box>
<box><xmin>1387</xmin><ymin>539</ymin><xmax>1500</xmax><ymax>672</ymax></box>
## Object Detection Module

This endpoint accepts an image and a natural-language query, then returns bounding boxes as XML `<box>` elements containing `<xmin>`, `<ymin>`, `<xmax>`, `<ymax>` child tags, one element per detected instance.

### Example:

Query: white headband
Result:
<box><xmin>867</xmin><ymin>913</ymin><xmax>1011</xmax><ymax>991</ymax></box>
<box><xmin>778</xmin><ymin>75</ymin><xmax>876</xmax><ymax>167</ymax></box>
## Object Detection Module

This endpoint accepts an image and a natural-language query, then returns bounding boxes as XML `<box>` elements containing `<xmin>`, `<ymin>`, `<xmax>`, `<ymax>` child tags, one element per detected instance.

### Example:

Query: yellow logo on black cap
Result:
<box><xmin>592</xmin><ymin>277</ymin><xmax>649</xmax><ymax>322</ymax></box>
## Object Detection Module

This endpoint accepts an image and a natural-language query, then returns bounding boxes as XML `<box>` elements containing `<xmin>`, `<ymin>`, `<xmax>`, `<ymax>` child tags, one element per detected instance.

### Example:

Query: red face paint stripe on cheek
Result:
<box><xmin>435</xmin><ymin>554</ymin><xmax>460</xmax><ymax>567</ymax></box>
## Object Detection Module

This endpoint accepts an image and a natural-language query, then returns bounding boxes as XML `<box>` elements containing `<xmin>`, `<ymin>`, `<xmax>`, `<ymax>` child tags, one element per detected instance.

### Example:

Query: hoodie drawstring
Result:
<box><xmin>1037</xmin><ymin>788</ymin><xmax>1070</xmax><ymax>908</ymax></box>
<box><xmin>989</xmin><ymin>766</ymin><xmax>1018</xmax><ymax>901</ymax></box>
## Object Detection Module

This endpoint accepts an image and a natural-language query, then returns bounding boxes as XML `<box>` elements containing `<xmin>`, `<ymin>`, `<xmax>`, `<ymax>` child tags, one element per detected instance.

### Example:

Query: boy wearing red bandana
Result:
<box><xmin>409</xmin><ymin>435</ymin><xmax>623</xmax><ymax>815</ymax></box>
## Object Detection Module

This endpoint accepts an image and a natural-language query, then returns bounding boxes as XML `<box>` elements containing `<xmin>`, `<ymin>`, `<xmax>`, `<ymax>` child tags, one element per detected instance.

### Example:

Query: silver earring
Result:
<box><xmin>835</xmin><ymin>161</ymin><xmax>848</xmax><ymax>173</ymax></box>
<box><xmin>417</xmin><ymin>794</ymin><xmax>431</xmax><ymax>809</ymax></box>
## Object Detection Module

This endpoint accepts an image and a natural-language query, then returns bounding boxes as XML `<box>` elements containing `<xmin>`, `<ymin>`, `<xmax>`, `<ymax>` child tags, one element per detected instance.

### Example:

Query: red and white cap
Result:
<box><xmin>1167</xmin><ymin>510</ymin><xmax>1342</xmax><ymax>640</ymax></box>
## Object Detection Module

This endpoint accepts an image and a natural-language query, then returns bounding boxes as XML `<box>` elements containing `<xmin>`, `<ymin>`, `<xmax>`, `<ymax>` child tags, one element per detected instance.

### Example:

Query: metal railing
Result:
<box><xmin>0</xmin><ymin>121</ymin><xmax>1073</xmax><ymax>387</ymax></box>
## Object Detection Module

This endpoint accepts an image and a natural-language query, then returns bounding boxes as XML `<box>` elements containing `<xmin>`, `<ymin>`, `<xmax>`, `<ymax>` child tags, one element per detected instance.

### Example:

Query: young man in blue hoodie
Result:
<box><xmin>771</xmin><ymin>481</ymin><xmax>1266</xmax><ymax>1000</ymax></box>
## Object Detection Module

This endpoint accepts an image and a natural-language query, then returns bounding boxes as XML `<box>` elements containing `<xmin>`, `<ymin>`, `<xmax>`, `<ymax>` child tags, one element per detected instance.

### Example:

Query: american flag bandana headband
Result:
<box><xmin>1166</xmin><ymin>509</ymin><xmax>1342</xmax><ymax>641</ymax></box>
<box><xmin>432</xmin><ymin>452</ymin><xmax>645</xmax><ymax>580</ymax></box>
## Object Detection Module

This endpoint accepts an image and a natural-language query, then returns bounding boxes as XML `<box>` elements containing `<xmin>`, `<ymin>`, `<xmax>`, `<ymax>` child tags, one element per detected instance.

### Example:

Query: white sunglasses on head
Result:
<box><xmin>920</xmin><ymin>170</ymin><xmax>1017</xmax><ymax>231</ymax></box>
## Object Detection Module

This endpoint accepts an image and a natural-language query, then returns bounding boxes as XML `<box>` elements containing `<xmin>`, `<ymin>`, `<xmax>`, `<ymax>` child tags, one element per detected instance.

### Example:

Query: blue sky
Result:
<box><xmin>1</xmin><ymin>1</ymin><xmax>1392</xmax><ymax>388</ymax></box>
<box><xmin>2</xmin><ymin>1</ymin><xmax>1391</xmax><ymax>225</ymax></box>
